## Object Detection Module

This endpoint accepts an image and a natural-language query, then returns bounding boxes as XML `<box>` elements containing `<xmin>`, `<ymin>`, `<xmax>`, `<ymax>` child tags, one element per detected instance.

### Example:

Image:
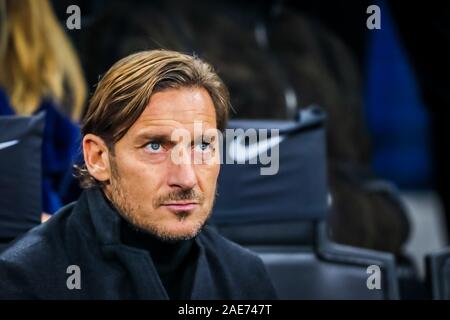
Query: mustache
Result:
<box><xmin>154</xmin><ymin>188</ymin><xmax>205</xmax><ymax>207</ymax></box>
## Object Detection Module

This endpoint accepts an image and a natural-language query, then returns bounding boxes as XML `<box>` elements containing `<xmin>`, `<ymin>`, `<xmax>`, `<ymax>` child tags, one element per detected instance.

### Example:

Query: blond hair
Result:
<box><xmin>0</xmin><ymin>0</ymin><xmax>86</xmax><ymax>120</ymax></box>
<box><xmin>77</xmin><ymin>49</ymin><xmax>230</xmax><ymax>188</ymax></box>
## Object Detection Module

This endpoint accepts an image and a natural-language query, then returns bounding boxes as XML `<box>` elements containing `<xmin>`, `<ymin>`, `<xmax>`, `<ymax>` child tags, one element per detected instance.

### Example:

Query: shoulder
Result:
<box><xmin>0</xmin><ymin>222</ymin><xmax>58</xmax><ymax>266</ymax></box>
<box><xmin>0</xmin><ymin>230</ymin><xmax>56</xmax><ymax>299</ymax></box>
<box><xmin>0</xmin><ymin>204</ymin><xmax>75</xmax><ymax>298</ymax></box>
<box><xmin>0</xmin><ymin>202</ymin><xmax>78</xmax><ymax>264</ymax></box>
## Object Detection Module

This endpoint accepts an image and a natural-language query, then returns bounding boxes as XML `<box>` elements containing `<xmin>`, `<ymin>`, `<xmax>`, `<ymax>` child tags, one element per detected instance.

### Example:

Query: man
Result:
<box><xmin>0</xmin><ymin>50</ymin><xmax>277</xmax><ymax>299</ymax></box>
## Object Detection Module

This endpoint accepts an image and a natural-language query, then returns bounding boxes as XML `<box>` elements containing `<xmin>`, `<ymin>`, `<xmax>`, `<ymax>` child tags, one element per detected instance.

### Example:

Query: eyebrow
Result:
<box><xmin>134</xmin><ymin>132</ymin><xmax>173</xmax><ymax>145</ymax></box>
<box><xmin>193</xmin><ymin>134</ymin><xmax>216</xmax><ymax>144</ymax></box>
<box><xmin>135</xmin><ymin>130</ymin><xmax>217</xmax><ymax>146</ymax></box>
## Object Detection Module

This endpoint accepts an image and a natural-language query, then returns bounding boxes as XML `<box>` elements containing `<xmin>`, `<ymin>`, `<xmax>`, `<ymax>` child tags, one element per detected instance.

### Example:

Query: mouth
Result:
<box><xmin>161</xmin><ymin>202</ymin><xmax>199</xmax><ymax>212</ymax></box>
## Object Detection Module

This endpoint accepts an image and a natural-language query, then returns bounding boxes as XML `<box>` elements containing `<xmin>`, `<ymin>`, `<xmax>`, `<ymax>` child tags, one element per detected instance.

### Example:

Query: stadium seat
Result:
<box><xmin>212</xmin><ymin>106</ymin><xmax>400</xmax><ymax>299</ymax></box>
<box><xmin>0</xmin><ymin>112</ymin><xmax>45</xmax><ymax>253</ymax></box>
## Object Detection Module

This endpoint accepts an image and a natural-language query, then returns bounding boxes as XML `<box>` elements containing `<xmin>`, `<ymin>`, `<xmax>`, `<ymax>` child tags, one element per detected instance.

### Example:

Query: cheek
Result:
<box><xmin>114</xmin><ymin>154</ymin><xmax>166</xmax><ymax>201</ymax></box>
<box><xmin>197</xmin><ymin>164</ymin><xmax>220</xmax><ymax>195</ymax></box>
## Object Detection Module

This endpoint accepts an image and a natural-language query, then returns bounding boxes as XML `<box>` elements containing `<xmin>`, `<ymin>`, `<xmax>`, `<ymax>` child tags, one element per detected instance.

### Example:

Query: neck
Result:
<box><xmin>120</xmin><ymin>219</ymin><xmax>194</xmax><ymax>269</ymax></box>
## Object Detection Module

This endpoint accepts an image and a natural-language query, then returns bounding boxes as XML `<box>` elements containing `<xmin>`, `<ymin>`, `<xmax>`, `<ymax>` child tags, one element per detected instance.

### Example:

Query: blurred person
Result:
<box><xmin>287</xmin><ymin>0</ymin><xmax>450</xmax><ymax>240</ymax></box>
<box><xmin>0</xmin><ymin>0</ymin><xmax>87</xmax><ymax>218</ymax></box>
<box><xmin>0</xmin><ymin>50</ymin><xmax>277</xmax><ymax>299</ymax></box>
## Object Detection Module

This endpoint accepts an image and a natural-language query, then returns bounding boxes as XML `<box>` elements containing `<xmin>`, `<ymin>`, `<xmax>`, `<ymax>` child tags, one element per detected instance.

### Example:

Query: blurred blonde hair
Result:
<box><xmin>0</xmin><ymin>0</ymin><xmax>86</xmax><ymax>120</ymax></box>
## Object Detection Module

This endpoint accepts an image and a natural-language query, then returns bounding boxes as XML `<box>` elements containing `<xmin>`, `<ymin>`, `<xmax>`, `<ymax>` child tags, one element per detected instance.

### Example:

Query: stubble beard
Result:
<box><xmin>105</xmin><ymin>157</ymin><xmax>214</xmax><ymax>242</ymax></box>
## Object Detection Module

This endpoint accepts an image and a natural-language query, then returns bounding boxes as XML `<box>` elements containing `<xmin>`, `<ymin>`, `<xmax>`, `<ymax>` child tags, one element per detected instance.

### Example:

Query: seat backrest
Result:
<box><xmin>0</xmin><ymin>112</ymin><xmax>44</xmax><ymax>248</ymax></box>
<box><xmin>426</xmin><ymin>248</ymin><xmax>450</xmax><ymax>299</ymax></box>
<box><xmin>212</xmin><ymin>106</ymin><xmax>328</xmax><ymax>227</ymax></box>
<box><xmin>211</xmin><ymin>107</ymin><xmax>399</xmax><ymax>299</ymax></box>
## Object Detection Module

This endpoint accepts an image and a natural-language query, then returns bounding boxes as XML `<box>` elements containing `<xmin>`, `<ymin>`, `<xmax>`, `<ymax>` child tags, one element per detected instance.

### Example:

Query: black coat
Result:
<box><xmin>0</xmin><ymin>188</ymin><xmax>277</xmax><ymax>299</ymax></box>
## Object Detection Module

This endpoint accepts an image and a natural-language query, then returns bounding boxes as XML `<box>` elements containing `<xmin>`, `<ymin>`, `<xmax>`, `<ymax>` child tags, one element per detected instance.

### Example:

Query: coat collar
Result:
<box><xmin>83</xmin><ymin>187</ymin><xmax>123</xmax><ymax>246</ymax></box>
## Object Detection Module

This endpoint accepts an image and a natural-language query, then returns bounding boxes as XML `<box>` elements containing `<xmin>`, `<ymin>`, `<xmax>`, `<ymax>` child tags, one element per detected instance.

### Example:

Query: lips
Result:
<box><xmin>162</xmin><ymin>202</ymin><xmax>199</xmax><ymax>212</ymax></box>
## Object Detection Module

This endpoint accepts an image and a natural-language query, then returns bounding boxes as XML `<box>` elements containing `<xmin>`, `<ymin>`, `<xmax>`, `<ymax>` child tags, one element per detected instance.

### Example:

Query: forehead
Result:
<box><xmin>129</xmin><ymin>87</ymin><xmax>217</xmax><ymax>135</ymax></box>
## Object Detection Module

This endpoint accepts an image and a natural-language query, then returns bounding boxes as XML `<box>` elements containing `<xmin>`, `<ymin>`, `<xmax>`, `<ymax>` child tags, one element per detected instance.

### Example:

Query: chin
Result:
<box><xmin>160</xmin><ymin>220</ymin><xmax>204</xmax><ymax>240</ymax></box>
<box><xmin>135</xmin><ymin>217</ymin><xmax>204</xmax><ymax>242</ymax></box>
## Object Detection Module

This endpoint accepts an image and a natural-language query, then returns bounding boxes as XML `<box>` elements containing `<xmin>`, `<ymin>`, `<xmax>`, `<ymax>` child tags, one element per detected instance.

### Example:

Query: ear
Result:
<box><xmin>82</xmin><ymin>134</ymin><xmax>112</xmax><ymax>182</ymax></box>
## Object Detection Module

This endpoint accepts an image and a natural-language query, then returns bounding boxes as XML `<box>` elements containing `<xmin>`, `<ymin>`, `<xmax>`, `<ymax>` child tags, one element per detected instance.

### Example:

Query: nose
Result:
<box><xmin>167</xmin><ymin>163</ymin><xmax>198</xmax><ymax>190</ymax></box>
<box><xmin>167</xmin><ymin>149</ymin><xmax>198</xmax><ymax>190</ymax></box>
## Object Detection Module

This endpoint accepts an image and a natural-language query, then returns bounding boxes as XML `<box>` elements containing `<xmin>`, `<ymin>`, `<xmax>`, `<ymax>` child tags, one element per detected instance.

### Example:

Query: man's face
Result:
<box><xmin>104</xmin><ymin>87</ymin><xmax>220</xmax><ymax>241</ymax></box>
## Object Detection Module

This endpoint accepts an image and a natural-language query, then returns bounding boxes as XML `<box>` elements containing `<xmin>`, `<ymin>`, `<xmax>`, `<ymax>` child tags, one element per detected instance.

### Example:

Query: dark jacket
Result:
<box><xmin>0</xmin><ymin>188</ymin><xmax>277</xmax><ymax>299</ymax></box>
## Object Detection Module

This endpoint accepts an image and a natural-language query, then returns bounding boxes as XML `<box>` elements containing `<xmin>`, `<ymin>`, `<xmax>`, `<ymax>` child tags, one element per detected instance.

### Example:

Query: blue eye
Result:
<box><xmin>146</xmin><ymin>142</ymin><xmax>162</xmax><ymax>152</ymax></box>
<box><xmin>196</xmin><ymin>142</ymin><xmax>211</xmax><ymax>152</ymax></box>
